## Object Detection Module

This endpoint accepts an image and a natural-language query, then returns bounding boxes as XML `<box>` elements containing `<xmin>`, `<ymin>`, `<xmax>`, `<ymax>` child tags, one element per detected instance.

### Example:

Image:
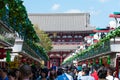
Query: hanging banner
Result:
<box><xmin>8</xmin><ymin>62</ymin><xmax>19</xmax><ymax>68</ymax></box>
<box><xmin>6</xmin><ymin>51</ymin><xmax>11</xmax><ymax>62</ymax></box>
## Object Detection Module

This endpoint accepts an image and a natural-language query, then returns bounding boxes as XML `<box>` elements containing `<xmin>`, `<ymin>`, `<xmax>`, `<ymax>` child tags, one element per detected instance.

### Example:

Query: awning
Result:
<box><xmin>93</xmin><ymin>29</ymin><xmax>110</xmax><ymax>32</ymax></box>
<box><xmin>109</xmin><ymin>14</ymin><xmax>120</xmax><ymax>18</ymax></box>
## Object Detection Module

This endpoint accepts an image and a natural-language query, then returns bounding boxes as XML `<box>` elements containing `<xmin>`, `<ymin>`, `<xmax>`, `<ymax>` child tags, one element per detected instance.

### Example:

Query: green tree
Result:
<box><xmin>34</xmin><ymin>25</ymin><xmax>52</xmax><ymax>53</ymax></box>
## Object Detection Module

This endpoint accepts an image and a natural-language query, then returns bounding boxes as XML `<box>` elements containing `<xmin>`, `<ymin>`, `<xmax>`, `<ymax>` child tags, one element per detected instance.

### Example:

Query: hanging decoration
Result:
<box><xmin>99</xmin><ymin>57</ymin><xmax>102</xmax><ymax>65</ymax></box>
<box><xmin>0</xmin><ymin>48</ymin><xmax>6</xmax><ymax>59</ymax></box>
<box><xmin>95</xmin><ymin>58</ymin><xmax>99</xmax><ymax>64</ymax></box>
<box><xmin>90</xmin><ymin>59</ymin><xmax>93</xmax><ymax>65</ymax></box>
<box><xmin>6</xmin><ymin>51</ymin><xmax>11</xmax><ymax>62</ymax></box>
<box><xmin>88</xmin><ymin>60</ymin><xmax>91</xmax><ymax>66</ymax></box>
<box><xmin>21</xmin><ymin>58</ymin><xmax>26</xmax><ymax>64</ymax></box>
<box><xmin>93</xmin><ymin>59</ymin><xmax>95</xmax><ymax>65</ymax></box>
<box><xmin>107</xmin><ymin>55</ymin><xmax>111</xmax><ymax>64</ymax></box>
<box><xmin>85</xmin><ymin>60</ymin><xmax>88</xmax><ymax>65</ymax></box>
<box><xmin>62</xmin><ymin>26</ymin><xmax>120</xmax><ymax>65</ymax></box>
<box><xmin>26</xmin><ymin>58</ymin><xmax>31</xmax><ymax>65</ymax></box>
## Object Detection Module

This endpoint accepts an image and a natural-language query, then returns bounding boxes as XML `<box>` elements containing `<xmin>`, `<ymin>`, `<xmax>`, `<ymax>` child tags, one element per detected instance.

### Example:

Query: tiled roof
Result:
<box><xmin>28</xmin><ymin>13</ymin><xmax>95</xmax><ymax>31</ymax></box>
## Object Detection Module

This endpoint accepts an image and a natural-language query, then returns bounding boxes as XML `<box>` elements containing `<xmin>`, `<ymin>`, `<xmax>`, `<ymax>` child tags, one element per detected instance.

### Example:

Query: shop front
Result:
<box><xmin>0</xmin><ymin>20</ymin><xmax>15</xmax><ymax>67</ymax></box>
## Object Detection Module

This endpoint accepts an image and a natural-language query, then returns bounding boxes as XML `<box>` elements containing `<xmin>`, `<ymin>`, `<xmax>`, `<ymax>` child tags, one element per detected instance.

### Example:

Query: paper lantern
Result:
<box><xmin>90</xmin><ymin>59</ymin><xmax>93</xmax><ymax>64</ymax></box>
<box><xmin>35</xmin><ymin>61</ymin><xmax>38</xmax><ymax>65</ymax></box>
<box><xmin>96</xmin><ymin>59</ymin><xmax>99</xmax><ymax>64</ymax></box>
<box><xmin>21</xmin><ymin>58</ymin><xmax>26</xmax><ymax>63</ymax></box>
<box><xmin>85</xmin><ymin>60</ymin><xmax>88</xmax><ymax>65</ymax></box>
<box><xmin>0</xmin><ymin>54</ymin><xmax>6</xmax><ymax>59</ymax></box>
<box><xmin>0</xmin><ymin>48</ymin><xmax>6</xmax><ymax>59</ymax></box>
<box><xmin>0</xmin><ymin>48</ymin><xmax>6</xmax><ymax>53</ymax></box>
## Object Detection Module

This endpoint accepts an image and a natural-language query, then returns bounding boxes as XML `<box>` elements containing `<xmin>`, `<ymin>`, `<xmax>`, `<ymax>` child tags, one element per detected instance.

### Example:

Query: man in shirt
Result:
<box><xmin>0</xmin><ymin>68</ymin><xmax>9</xmax><ymax>80</ymax></box>
<box><xmin>80</xmin><ymin>67</ymin><xmax>95</xmax><ymax>80</ymax></box>
<box><xmin>56</xmin><ymin>67</ymin><xmax>73</xmax><ymax>80</ymax></box>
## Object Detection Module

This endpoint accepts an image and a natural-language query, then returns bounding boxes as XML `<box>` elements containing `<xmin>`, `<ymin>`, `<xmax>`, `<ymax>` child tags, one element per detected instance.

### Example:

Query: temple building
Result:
<box><xmin>28</xmin><ymin>13</ymin><xmax>95</xmax><ymax>68</ymax></box>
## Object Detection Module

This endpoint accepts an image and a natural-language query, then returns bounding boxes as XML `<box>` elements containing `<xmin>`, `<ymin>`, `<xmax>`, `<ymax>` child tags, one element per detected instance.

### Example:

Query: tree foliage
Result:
<box><xmin>0</xmin><ymin>0</ymin><xmax>48</xmax><ymax>60</ymax></box>
<box><xmin>34</xmin><ymin>25</ymin><xmax>52</xmax><ymax>53</ymax></box>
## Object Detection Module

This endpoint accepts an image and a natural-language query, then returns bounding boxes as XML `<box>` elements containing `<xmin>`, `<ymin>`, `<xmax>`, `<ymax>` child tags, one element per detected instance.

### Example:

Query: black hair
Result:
<box><xmin>8</xmin><ymin>70</ymin><xmax>15</xmax><ymax>77</ymax></box>
<box><xmin>19</xmin><ymin>64</ymin><xmax>32</xmax><ymax>77</ymax></box>
<box><xmin>82</xmin><ymin>67</ymin><xmax>90</xmax><ymax>75</ymax></box>
<box><xmin>93</xmin><ymin>65</ymin><xmax>98</xmax><ymax>71</ymax></box>
<box><xmin>41</xmin><ymin>68</ymin><xmax>48</xmax><ymax>78</ymax></box>
<box><xmin>57</xmin><ymin>68</ymin><xmax>64</xmax><ymax>76</ymax></box>
<box><xmin>0</xmin><ymin>68</ymin><xmax>8</xmax><ymax>74</ymax></box>
<box><xmin>98</xmin><ymin>67</ymin><xmax>107</xmax><ymax>79</ymax></box>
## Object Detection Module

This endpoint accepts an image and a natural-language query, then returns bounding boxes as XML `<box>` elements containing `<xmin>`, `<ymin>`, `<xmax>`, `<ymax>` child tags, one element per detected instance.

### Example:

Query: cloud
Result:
<box><xmin>99</xmin><ymin>0</ymin><xmax>109</xmax><ymax>2</ymax></box>
<box><xmin>64</xmin><ymin>9</ymin><xmax>82</xmax><ymax>13</ymax></box>
<box><xmin>90</xmin><ymin>10</ymin><xmax>101</xmax><ymax>15</ymax></box>
<box><xmin>88</xmin><ymin>8</ymin><xmax>101</xmax><ymax>15</ymax></box>
<box><xmin>51</xmin><ymin>4</ymin><xmax>60</xmax><ymax>10</ymax></box>
<box><xmin>64</xmin><ymin>9</ymin><xmax>100</xmax><ymax>16</ymax></box>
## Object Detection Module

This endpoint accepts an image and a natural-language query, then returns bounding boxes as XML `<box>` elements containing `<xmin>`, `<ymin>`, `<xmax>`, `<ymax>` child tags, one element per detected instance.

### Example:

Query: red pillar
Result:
<box><xmin>47</xmin><ymin>60</ymin><xmax>50</xmax><ymax>69</ymax></box>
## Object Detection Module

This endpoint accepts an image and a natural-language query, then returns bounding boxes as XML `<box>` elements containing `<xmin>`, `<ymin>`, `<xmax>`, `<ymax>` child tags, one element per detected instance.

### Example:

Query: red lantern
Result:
<box><xmin>81</xmin><ymin>61</ymin><xmax>84</xmax><ymax>65</ymax></box>
<box><xmin>30</xmin><ymin>59</ymin><xmax>33</xmax><ymax>64</ymax></box>
<box><xmin>35</xmin><ymin>61</ymin><xmax>38</xmax><ymax>65</ymax></box>
<box><xmin>85</xmin><ymin>60</ymin><xmax>88</xmax><ymax>65</ymax></box>
<box><xmin>0</xmin><ymin>48</ymin><xmax>6</xmax><ymax>59</ymax></box>
<box><xmin>0</xmin><ymin>54</ymin><xmax>6</xmax><ymax>59</ymax></box>
<box><xmin>96</xmin><ymin>59</ymin><xmax>99</xmax><ymax>64</ymax></box>
<box><xmin>0</xmin><ymin>48</ymin><xmax>6</xmax><ymax>53</ymax></box>
<box><xmin>21</xmin><ymin>58</ymin><xmax>26</xmax><ymax>63</ymax></box>
<box><xmin>90</xmin><ymin>60</ymin><xmax>93</xmax><ymax>64</ymax></box>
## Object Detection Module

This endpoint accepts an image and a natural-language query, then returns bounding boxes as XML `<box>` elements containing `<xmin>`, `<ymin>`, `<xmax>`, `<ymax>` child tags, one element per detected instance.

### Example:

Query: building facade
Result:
<box><xmin>28</xmin><ymin>13</ymin><xmax>95</xmax><ymax>68</ymax></box>
<box><xmin>0</xmin><ymin>20</ymin><xmax>15</xmax><ymax>67</ymax></box>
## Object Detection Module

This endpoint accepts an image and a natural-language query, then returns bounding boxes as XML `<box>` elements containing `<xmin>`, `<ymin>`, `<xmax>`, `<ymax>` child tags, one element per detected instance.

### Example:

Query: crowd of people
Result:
<box><xmin>0</xmin><ymin>64</ymin><xmax>119</xmax><ymax>80</ymax></box>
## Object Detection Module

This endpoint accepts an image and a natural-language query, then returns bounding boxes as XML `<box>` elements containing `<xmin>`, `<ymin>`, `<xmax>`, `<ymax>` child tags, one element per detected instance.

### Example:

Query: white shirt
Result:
<box><xmin>80</xmin><ymin>76</ymin><xmax>95</xmax><ymax>80</ymax></box>
<box><xmin>106</xmin><ymin>75</ymin><xmax>119</xmax><ymax>80</ymax></box>
<box><xmin>77</xmin><ymin>71</ymin><xmax>82</xmax><ymax>80</ymax></box>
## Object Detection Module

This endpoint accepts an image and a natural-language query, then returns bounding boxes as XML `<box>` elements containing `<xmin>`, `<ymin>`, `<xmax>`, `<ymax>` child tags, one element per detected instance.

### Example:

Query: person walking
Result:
<box><xmin>19</xmin><ymin>64</ymin><xmax>32</xmax><ymax>80</ymax></box>
<box><xmin>91</xmin><ymin>66</ymin><xmax>99</xmax><ymax>80</ymax></box>
<box><xmin>80</xmin><ymin>67</ymin><xmax>95</xmax><ymax>80</ymax></box>
<box><xmin>106</xmin><ymin>68</ymin><xmax>119</xmax><ymax>80</ymax></box>
<box><xmin>38</xmin><ymin>68</ymin><xmax>49</xmax><ymax>80</ymax></box>
<box><xmin>0</xmin><ymin>68</ymin><xmax>9</xmax><ymax>80</ymax></box>
<box><xmin>47</xmin><ymin>68</ymin><xmax>57</xmax><ymax>80</ymax></box>
<box><xmin>56</xmin><ymin>67</ymin><xmax>73</xmax><ymax>80</ymax></box>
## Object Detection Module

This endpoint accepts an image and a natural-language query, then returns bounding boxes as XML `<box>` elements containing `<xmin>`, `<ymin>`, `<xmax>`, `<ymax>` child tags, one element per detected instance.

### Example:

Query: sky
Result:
<box><xmin>23</xmin><ymin>0</ymin><xmax>120</xmax><ymax>28</ymax></box>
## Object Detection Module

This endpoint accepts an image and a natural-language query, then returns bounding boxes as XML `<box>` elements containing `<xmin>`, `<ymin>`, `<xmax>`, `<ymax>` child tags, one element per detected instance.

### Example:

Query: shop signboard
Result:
<box><xmin>8</xmin><ymin>61</ymin><xmax>19</xmax><ymax>68</ymax></box>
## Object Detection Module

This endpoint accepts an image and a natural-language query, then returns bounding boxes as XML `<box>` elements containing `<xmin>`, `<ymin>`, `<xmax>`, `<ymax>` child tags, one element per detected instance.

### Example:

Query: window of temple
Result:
<box><xmin>49</xmin><ymin>35</ymin><xmax>53</xmax><ymax>38</ymax></box>
<box><xmin>62</xmin><ymin>35</ymin><xmax>67</xmax><ymax>38</ymax></box>
<box><xmin>79</xmin><ymin>35</ymin><xmax>82</xmax><ymax>38</ymax></box>
<box><xmin>74</xmin><ymin>35</ymin><xmax>78</xmax><ymax>38</ymax></box>
<box><xmin>68</xmin><ymin>35</ymin><xmax>72</xmax><ymax>38</ymax></box>
<box><xmin>57</xmin><ymin>35</ymin><xmax>60</xmax><ymax>38</ymax></box>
